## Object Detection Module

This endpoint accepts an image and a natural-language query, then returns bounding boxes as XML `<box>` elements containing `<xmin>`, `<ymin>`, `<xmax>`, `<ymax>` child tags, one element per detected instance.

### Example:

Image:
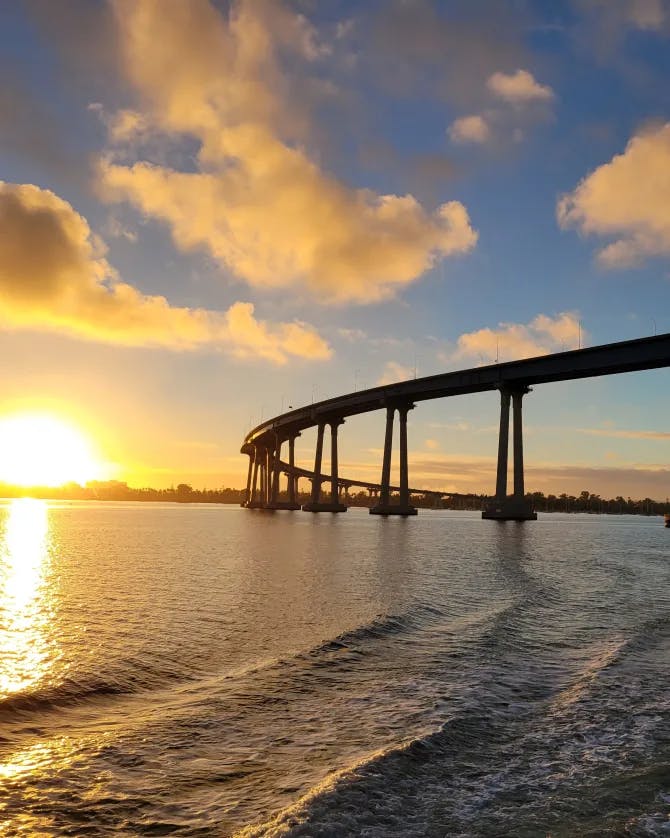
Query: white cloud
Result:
<box><xmin>0</xmin><ymin>180</ymin><xmax>330</xmax><ymax>364</ymax></box>
<box><xmin>487</xmin><ymin>69</ymin><xmax>554</xmax><ymax>104</ymax></box>
<box><xmin>448</xmin><ymin>114</ymin><xmax>490</xmax><ymax>144</ymax></box>
<box><xmin>558</xmin><ymin>123</ymin><xmax>670</xmax><ymax>268</ymax></box>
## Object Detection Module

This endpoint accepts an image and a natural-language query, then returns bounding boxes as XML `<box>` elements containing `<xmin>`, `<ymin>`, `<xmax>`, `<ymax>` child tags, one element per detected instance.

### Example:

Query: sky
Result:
<box><xmin>1</xmin><ymin>0</ymin><xmax>669</xmax><ymax>498</ymax></box>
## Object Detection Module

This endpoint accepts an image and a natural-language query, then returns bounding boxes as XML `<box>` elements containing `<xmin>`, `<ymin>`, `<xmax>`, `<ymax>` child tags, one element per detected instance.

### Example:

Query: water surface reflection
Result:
<box><xmin>0</xmin><ymin>499</ymin><xmax>56</xmax><ymax>697</ymax></box>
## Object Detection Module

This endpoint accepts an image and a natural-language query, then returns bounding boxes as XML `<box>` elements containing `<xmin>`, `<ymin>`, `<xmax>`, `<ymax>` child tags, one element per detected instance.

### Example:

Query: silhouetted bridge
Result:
<box><xmin>240</xmin><ymin>333</ymin><xmax>670</xmax><ymax>520</ymax></box>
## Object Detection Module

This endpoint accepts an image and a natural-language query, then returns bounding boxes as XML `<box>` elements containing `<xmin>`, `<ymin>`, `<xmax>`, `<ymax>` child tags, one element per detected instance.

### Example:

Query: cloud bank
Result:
<box><xmin>0</xmin><ymin>181</ymin><xmax>330</xmax><ymax>364</ymax></box>
<box><xmin>99</xmin><ymin>0</ymin><xmax>477</xmax><ymax>305</ymax></box>
<box><xmin>558</xmin><ymin>123</ymin><xmax>670</xmax><ymax>267</ymax></box>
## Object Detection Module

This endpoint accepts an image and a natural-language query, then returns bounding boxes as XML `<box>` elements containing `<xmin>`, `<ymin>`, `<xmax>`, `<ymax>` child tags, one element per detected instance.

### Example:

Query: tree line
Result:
<box><xmin>2</xmin><ymin>480</ymin><xmax>668</xmax><ymax>515</ymax></box>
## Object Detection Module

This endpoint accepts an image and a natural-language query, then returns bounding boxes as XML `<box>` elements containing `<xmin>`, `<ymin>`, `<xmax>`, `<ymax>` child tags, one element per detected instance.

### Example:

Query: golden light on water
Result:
<box><xmin>0</xmin><ymin>499</ymin><xmax>56</xmax><ymax>697</ymax></box>
<box><xmin>0</xmin><ymin>413</ymin><xmax>106</xmax><ymax>487</ymax></box>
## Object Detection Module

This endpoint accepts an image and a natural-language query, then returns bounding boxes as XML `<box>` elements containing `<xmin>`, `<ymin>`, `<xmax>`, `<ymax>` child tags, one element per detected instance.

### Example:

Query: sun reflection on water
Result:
<box><xmin>0</xmin><ymin>499</ymin><xmax>56</xmax><ymax>697</ymax></box>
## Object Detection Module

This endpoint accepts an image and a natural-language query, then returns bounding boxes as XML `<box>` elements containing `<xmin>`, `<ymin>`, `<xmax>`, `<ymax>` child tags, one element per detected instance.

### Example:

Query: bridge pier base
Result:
<box><xmin>482</xmin><ymin>386</ymin><xmax>537</xmax><ymax>521</ymax></box>
<box><xmin>303</xmin><ymin>502</ymin><xmax>348</xmax><ymax>512</ymax></box>
<box><xmin>481</xmin><ymin>499</ymin><xmax>536</xmax><ymax>521</ymax></box>
<box><xmin>370</xmin><ymin>505</ymin><xmax>418</xmax><ymax>517</ymax></box>
<box><xmin>263</xmin><ymin>501</ymin><xmax>302</xmax><ymax>511</ymax></box>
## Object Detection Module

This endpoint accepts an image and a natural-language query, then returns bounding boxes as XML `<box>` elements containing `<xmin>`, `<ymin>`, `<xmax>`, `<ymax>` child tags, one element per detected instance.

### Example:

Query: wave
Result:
<box><xmin>234</xmin><ymin>706</ymin><xmax>506</xmax><ymax>838</ymax></box>
<box><xmin>233</xmin><ymin>602</ymin><xmax>670</xmax><ymax>837</ymax></box>
<box><xmin>0</xmin><ymin>601</ymin><xmax>454</xmax><ymax>726</ymax></box>
<box><xmin>0</xmin><ymin>656</ymin><xmax>196</xmax><ymax>723</ymax></box>
<box><xmin>300</xmin><ymin>603</ymin><xmax>446</xmax><ymax>659</ymax></box>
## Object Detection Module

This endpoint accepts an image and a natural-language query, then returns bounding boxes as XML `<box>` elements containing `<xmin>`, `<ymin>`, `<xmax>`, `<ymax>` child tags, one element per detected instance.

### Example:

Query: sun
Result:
<box><xmin>0</xmin><ymin>413</ymin><xmax>107</xmax><ymax>487</ymax></box>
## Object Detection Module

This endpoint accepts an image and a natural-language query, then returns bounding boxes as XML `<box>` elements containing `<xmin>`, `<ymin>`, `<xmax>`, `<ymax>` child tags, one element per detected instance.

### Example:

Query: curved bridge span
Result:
<box><xmin>240</xmin><ymin>332</ymin><xmax>670</xmax><ymax>520</ymax></box>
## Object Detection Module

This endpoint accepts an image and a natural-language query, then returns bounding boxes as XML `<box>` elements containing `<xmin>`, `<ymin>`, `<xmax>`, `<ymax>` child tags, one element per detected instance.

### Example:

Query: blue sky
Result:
<box><xmin>0</xmin><ymin>0</ymin><xmax>669</xmax><ymax>497</ymax></box>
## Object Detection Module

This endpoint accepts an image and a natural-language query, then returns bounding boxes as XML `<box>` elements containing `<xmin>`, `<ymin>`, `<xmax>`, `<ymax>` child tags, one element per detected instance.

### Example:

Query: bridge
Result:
<box><xmin>240</xmin><ymin>332</ymin><xmax>670</xmax><ymax>520</ymax></box>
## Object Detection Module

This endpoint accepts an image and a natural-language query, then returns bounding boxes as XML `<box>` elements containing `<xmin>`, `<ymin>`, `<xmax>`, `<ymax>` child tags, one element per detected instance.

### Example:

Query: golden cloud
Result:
<box><xmin>454</xmin><ymin>312</ymin><xmax>583</xmax><ymax>363</ymax></box>
<box><xmin>448</xmin><ymin>114</ymin><xmax>491</xmax><ymax>144</ymax></box>
<box><xmin>99</xmin><ymin>0</ymin><xmax>477</xmax><ymax>304</ymax></box>
<box><xmin>376</xmin><ymin>360</ymin><xmax>415</xmax><ymax>386</ymax></box>
<box><xmin>486</xmin><ymin>69</ymin><xmax>554</xmax><ymax>104</ymax></box>
<box><xmin>558</xmin><ymin>123</ymin><xmax>670</xmax><ymax>267</ymax></box>
<box><xmin>0</xmin><ymin>181</ymin><xmax>330</xmax><ymax>364</ymax></box>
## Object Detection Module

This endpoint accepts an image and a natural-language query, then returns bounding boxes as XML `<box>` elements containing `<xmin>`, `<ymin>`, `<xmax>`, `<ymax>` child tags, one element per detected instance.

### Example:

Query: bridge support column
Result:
<box><xmin>303</xmin><ymin>419</ymin><xmax>347</xmax><ymax>512</ymax></box>
<box><xmin>495</xmin><ymin>388</ymin><xmax>511</xmax><ymax>501</ymax></box>
<box><xmin>483</xmin><ymin>386</ymin><xmax>536</xmax><ymax>521</ymax></box>
<box><xmin>248</xmin><ymin>446</ymin><xmax>267</xmax><ymax>509</ymax></box>
<box><xmin>280</xmin><ymin>434</ymin><xmax>301</xmax><ymax>510</ymax></box>
<box><xmin>241</xmin><ymin>451</ymin><xmax>254</xmax><ymax>507</ymax></box>
<box><xmin>265</xmin><ymin>447</ymin><xmax>272</xmax><ymax>505</ymax></box>
<box><xmin>259</xmin><ymin>452</ymin><xmax>265</xmax><ymax>503</ymax></box>
<box><xmin>260</xmin><ymin>434</ymin><xmax>301</xmax><ymax>510</ymax></box>
<box><xmin>288</xmin><ymin>436</ymin><xmax>297</xmax><ymax>504</ymax></box>
<box><xmin>513</xmin><ymin>390</ymin><xmax>526</xmax><ymax>502</ymax></box>
<box><xmin>251</xmin><ymin>452</ymin><xmax>260</xmax><ymax>505</ymax></box>
<box><xmin>270</xmin><ymin>435</ymin><xmax>281</xmax><ymax>504</ymax></box>
<box><xmin>245</xmin><ymin>446</ymin><xmax>262</xmax><ymax>508</ymax></box>
<box><xmin>371</xmin><ymin>403</ymin><xmax>417</xmax><ymax>517</ymax></box>
<box><xmin>398</xmin><ymin>405</ymin><xmax>417</xmax><ymax>514</ymax></box>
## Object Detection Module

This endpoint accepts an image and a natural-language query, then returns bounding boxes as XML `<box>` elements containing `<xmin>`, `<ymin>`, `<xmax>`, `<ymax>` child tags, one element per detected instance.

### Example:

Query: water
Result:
<box><xmin>0</xmin><ymin>499</ymin><xmax>668</xmax><ymax>836</ymax></box>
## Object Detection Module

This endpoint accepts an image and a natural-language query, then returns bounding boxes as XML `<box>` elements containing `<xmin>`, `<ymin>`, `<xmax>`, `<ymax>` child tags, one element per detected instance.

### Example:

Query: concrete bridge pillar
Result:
<box><xmin>287</xmin><ymin>434</ymin><xmax>300</xmax><ymax>508</ymax></box>
<box><xmin>242</xmin><ymin>451</ymin><xmax>254</xmax><ymax>506</ymax></box>
<box><xmin>512</xmin><ymin>390</ymin><xmax>526</xmax><ymax>501</ymax></box>
<box><xmin>257</xmin><ymin>448</ymin><xmax>266</xmax><ymax>506</ymax></box>
<box><xmin>379</xmin><ymin>406</ymin><xmax>395</xmax><ymax>508</ymax></box>
<box><xmin>330</xmin><ymin>419</ymin><xmax>343</xmax><ymax>505</ymax></box>
<box><xmin>398</xmin><ymin>404</ymin><xmax>414</xmax><ymax>510</ymax></box>
<box><xmin>264</xmin><ymin>447</ymin><xmax>272</xmax><ymax>506</ymax></box>
<box><xmin>251</xmin><ymin>452</ymin><xmax>260</xmax><ymax>505</ymax></box>
<box><xmin>371</xmin><ymin>403</ymin><xmax>417</xmax><ymax>517</ymax></box>
<box><xmin>310</xmin><ymin>422</ymin><xmax>325</xmax><ymax>504</ymax></box>
<box><xmin>494</xmin><ymin>389</ymin><xmax>511</xmax><ymax>500</ymax></box>
<box><xmin>483</xmin><ymin>385</ymin><xmax>536</xmax><ymax>521</ymax></box>
<box><xmin>302</xmin><ymin>419</ymin><xmax>347</xmax><ymax>512</ymax></box>
<box><xmin>245</xmin><ymin>446</ymin><xmax>262</xmax><ymax>507</ymax></box>
<box><xmin>270</xmin><ymin>435</ymin><xmax>281</xmax><ymax>504</ymax></box>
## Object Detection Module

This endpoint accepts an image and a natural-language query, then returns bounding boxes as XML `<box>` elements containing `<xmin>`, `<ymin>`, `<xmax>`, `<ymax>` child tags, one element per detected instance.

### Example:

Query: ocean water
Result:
<box><xmin>0</xmin><ymin>499</ymin><xmax>668</xmax><ymax>837</ymax></box>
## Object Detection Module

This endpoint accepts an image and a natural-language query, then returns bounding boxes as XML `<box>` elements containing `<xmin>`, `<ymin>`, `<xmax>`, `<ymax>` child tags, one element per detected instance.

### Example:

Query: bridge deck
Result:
<box><xmin>243</xmin><ymin>332</ymin><xmax>670</xmax><ymax>449</ymax></box>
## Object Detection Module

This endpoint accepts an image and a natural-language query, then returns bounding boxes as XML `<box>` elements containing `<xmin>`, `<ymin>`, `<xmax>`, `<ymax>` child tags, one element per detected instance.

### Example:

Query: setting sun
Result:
<box><xmin>0</xmin><ymin>414</ymin><xmax>107</xmax><ymax>487</ymax></box>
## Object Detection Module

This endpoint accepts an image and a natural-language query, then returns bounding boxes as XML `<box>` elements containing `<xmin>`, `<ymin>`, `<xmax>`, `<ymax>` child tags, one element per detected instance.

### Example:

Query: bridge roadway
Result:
<box><xmin>241</xmin><ymin>332</ymin><xmax>670</xmax><ymax>519</ymax></box>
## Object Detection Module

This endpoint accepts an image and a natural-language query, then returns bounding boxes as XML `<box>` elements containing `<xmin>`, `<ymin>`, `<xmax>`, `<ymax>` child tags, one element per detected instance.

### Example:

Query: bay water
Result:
<box><xmin>0</xmin><ymin>500</ymin><xmax>668</xmax><ymax>836</ymax></box>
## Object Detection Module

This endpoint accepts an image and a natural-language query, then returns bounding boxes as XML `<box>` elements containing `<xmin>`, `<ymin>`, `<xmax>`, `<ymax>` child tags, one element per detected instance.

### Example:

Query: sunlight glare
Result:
<box><xmin>0</xmin><ymin>499</ymin><xmax>56</xmax><ymax>696</ymax></box>
<box><xmin>0</xmin><ymin>414</ymin><xmax>105</xmax><ymax>487</ymax></box>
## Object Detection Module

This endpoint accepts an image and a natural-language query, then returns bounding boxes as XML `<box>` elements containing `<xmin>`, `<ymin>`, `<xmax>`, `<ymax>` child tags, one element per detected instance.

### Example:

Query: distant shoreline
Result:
<box><xmin>1</xmin><ymin>483</ymin><xmax>668</xmax><ymax>516</ymax></box>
